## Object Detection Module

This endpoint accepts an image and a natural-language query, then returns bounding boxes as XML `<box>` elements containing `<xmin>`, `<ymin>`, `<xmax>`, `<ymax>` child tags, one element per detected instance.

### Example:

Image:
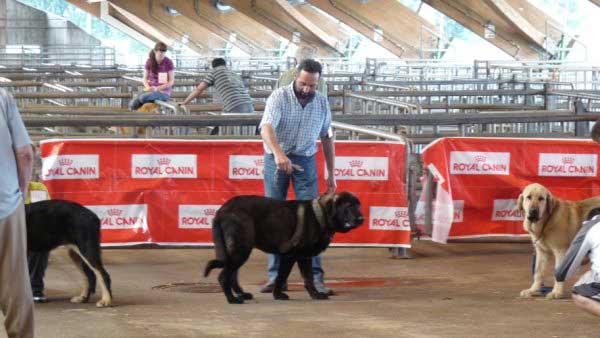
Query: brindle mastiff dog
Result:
<box><xmin>204</xmin><ymin>192</ymin><xmax>364</xmax><ymax>304</ymax></box>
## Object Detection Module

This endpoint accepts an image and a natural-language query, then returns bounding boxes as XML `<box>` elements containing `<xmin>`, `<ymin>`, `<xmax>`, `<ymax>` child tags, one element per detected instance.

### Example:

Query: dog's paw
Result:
<box><xmin>70</xmin><ymin>295</ymin><xmax>88</xmax><ymax>304</ymax></box>
<box><xmin>226</xmin><ymin>296</ymin><xmax>245</xmax><ymax>304</ymax></box>
<box><xmin>519</xmin><ymin>288</ymin><xmax>537</xmax><ymax>298</ymax></box>
<box><xmin>312</xmin><ymin>292</ymin><xmax>329</xmax><ymax>300</ymax></box>
<box><xmin>240</xmin><ymin>292</ymin><xmax>253</xmax><ymax>300</ymax></box>
<box><xmin>96</xmin><ymin>299</ymin><xmax>112</xmax><ymax>307</ymax></box>
<box><xmin>273</xmin><ymin>292</ymin><xmax>289</xmax><ymax>300</ymax></box>
<box><xmin>545</xmin><ymin>291</ymin><xmax>566</xmax><ymax>300</ymax></box>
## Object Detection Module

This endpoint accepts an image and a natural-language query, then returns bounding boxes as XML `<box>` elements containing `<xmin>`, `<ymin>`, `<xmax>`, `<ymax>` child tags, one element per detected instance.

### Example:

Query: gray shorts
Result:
<box><xmin>573</xmin><ymin>270</ymin><xmax>600</xmax><ymax>301</ymax></box>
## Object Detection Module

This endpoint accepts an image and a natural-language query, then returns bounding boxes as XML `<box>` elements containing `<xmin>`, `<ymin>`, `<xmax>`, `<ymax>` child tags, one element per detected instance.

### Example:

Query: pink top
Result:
<box><xmin>144</xmin><ymin>56</ymin><xmax>174</xmax><ymax>95</ymax></box>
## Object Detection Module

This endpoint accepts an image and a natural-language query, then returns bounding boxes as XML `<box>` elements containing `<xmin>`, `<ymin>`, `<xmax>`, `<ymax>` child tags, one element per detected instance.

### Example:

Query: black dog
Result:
<box><xmin>204</xmin><ymin>192</ymin><xmax>364</xmax><ymax>304</ymax></box>
<box><xmin>25</xmin><ymin>199</ymin><xmax>112</xmax><ymax>307</ymax></box>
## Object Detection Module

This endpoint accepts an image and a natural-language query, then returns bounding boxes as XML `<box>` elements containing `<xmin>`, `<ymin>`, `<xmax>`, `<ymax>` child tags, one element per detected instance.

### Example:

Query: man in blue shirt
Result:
<box><xmin>0</xmin><ymin>88</ymin><xmax>35</xmax><ymax>338</ymax></box>
<box><xmin>259</xmin><ymin>59</ymin><xmax>336</xmax><ymax>295</ymax></box>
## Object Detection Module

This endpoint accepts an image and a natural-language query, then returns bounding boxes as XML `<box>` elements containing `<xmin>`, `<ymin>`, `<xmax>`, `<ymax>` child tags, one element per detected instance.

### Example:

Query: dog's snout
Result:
<box><xmin>356</xmin><ymin>215</ymin><xmax>364</xmax><ymax>224</ymax></box>
<box><xmin>528</xmin><ymin>209</ymin><xmax>539</xmax><ymax>221</ymax></box>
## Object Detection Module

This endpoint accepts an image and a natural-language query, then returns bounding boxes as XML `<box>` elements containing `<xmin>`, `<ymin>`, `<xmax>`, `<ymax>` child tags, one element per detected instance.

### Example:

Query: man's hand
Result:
<box><xmin>274</xmin><ymin>152</ymin><xmax>292</xmax><ymax>175</ymax></box>
<box><xmin>326</xmin><ymin>174</ymin><xmax>336</xmax><ymax>194</ymax></box>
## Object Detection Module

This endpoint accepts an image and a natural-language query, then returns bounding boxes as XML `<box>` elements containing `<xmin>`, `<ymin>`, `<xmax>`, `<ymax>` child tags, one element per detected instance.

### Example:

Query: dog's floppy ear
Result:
<box><xmin>546</xmin><ymin>193</ymin><xmax>555</xmax><ymax>216</ymax></box>
<box><xmin>516</xmin><ymin>193</ymin><xmax>524</xmax><ymax>211</ymax></box>
<box><xmin>320</xmin><ymin>192</ymin><xmax>336</xmax><ymax>215</ymax></box>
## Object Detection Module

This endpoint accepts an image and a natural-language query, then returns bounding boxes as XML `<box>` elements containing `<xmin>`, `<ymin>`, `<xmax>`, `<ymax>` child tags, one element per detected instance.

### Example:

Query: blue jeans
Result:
<box><xmin>263</xmin><ymin>153</ymin><xmax>324</xmax><ymax>283</ymax></box>
<box><xmin>128</xmin><ymin>91</ymin><xmax>169</xmax><ymax>111</ymax></box>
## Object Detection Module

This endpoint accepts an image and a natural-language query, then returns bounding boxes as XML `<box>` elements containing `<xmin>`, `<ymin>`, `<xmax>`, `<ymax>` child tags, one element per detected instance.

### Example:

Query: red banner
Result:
<box><xmin>419</xmin><ymin>137</ymin><xmax>600</xmax><ymax>242</ymax></box>
<box><xmin>40</xmin><ymin>139</ymin><xmax>409</xmax><ymax>247</ymax></box>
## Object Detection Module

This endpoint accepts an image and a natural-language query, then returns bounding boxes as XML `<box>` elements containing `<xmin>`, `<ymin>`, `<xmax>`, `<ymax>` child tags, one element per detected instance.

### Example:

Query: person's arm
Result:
<box><xmin>261</xmin><ymin>124</ymin><xmax>292</xmax><ymax>174</ymax></box>
<box><xmin>155</xmin><ymin>69</ymin><xmax>175</xmax><ymax>92</ymax></box>
<box><xmin>555</xmin><ymin>220</ymin><xmax>597</xmax><ymax>282</ymax></box>
<box><xmin>142</xmin><ymin>69</ymin><xmax>151</xmax><ymax>91</ymax></box>
<box><xmin>321</xmin><ymin>135</ymin><xmax>336</xmax><ymax>193</ymax></box>
<box><xmin>319</xmin><ymin>97</ymin><xmax>335</xmax><ymax>193</ymax></box>
<box><xmin>15</xmin><ymin>144</ymin><xmax>33</xmax><ymax>198</ymax></box>
<box><xmin>181</xmin><ymin>82</ymin><xmax>208</xmax><ymax>105</ymax></box>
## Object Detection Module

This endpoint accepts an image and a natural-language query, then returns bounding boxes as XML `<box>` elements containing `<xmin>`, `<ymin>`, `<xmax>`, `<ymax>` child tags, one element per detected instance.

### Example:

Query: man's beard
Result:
<box><xmin>293</xmin><ymin>83</ymin><xmax>316</xmax><ymax>102</ymax></box>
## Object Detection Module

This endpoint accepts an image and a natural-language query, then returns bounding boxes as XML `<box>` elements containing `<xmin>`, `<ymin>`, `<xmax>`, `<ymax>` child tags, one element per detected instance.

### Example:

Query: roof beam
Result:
<box><xmin>423</xmin><ymin>0</ymin><xmax>550</xmax><ymax>60</ymax></box>
<box><xmin>485</xmin><ymin>0</ymin><xmax>544</xmax><ymax>45</ymax></box>
<box><xmin>291</xmin><ymin>3</ymin><xmax>352</xmax><ymax>48</ymax></box>
<box><xmin>274</xmin><ymin>0</ymin><xmax>338</xmax><ymax>50</ymax></box>
<box><xmin>222</xmin><ymin>0</ymin><xmax>341</xmax><ymax>56</ymax></box>
<box><xmin>306</xmin><ymin>0</ymin><xmax>439</xmax><ymax>58</ymax></box>
<box><xmin>486</xmin><ymin>0</ymin><xmax>563</xmax><ymax>48</ymax></box>
<box><xmin>159</xmin><ymin>0</ymin><xmax>282</xmax><ymax>56</ymax></box>
<box><xmin>66</xmin><ymin>0</ymin><xmax>156</xmax><ymax>48</ymax></box>
<box><xmin>108</xmin><ymin>0</ymin><xmax>214</xmax><ymax>54</ymax></box>
<box><xmin>591</xmin><ymin>0</ymin><xmax>600</xmax><ymax>7</ymax></box>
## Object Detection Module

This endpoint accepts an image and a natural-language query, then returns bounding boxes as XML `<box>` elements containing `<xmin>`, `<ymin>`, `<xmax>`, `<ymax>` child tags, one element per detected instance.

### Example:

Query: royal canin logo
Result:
<box><xmin>157</xmin><ymin>157</ymin><xmax>171</xmax><ymax>166</ymax></box>
<box><xmin>58</xmin><ymin>158</ymin><xmax>73</xmax><ymax>166</ymax></box>
<box><xmin>349</xmin><ymin>160</ymin><xmax>363</xmax><ymax>168</ymax></box>
<box><xmin>204</xmin><ymin>208</ymin><xmax>217</xmax><ymax>216</ymax></box>
<box><xmin>107</xmin><ymin>208</ymin><xmax>123</xmax><ymax>216</ymax></box>
<box><xmin>254</xmin><ymin>159</ymin><xmax>264</xmax><ymax>166</ymax></box>
<box><xmin>562</xmin><ymin>156</ymin><xmax>575</xmax><ymax>164</ymax></box>
<box><xmin>395</xmin><ymin>211</ymin><xmax>403</xmax><ymax>218</ymax></box>
<box><xmin>474</xmin><ymin>155</ymin><xmax>487</xmax><ymax>162</ymax></box>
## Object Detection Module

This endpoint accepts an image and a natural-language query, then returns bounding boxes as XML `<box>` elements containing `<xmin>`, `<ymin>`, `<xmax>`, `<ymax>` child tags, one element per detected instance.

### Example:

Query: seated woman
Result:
<box><xmin>128</xmin><ymin>41</ymin><xmax>175</xmax><ymax>111</ymax></box>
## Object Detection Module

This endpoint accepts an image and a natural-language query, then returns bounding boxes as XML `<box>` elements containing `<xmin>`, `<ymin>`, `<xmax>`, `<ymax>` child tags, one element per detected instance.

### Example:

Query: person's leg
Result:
<box><xmin>0</xmin><ymin>204</ymin><xmax>34</xmax><ymax>338</ymax></box>
<box><xmin>261</xmin><ymin>153</ymin><xmax>290</xmax><ymax>292</ymax></box>
<box><xmin>226</xmin><ymin>102</ymin><xmax>254</xmax><ymax>134</ymax></box>
<box><xmin>573</xmin><ymin>294</ymin><xmax>600</xmax><ymax>317</ymax></box>
<box><xmin>128</xmin><ymin>92</ymin><xmax>148</xmax><ymax>111</ymax></box>
<box><xmin>290</xmin><ymin>155</ymin><xmax>329</xmax><ymax>292</ymax></box>
<box><xmin>129</xmin><ymin>91</ymin><xmax>168</xmax><ymax>111</ymax></box>
<box><xmin>28</xmin><ymin>250</ymin><xmax>49</xmax><ymax>302</ymax></box>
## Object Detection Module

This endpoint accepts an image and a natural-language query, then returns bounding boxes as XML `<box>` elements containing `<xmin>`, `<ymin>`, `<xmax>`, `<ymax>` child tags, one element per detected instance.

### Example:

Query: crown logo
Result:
<box><xmin>107</xmin><ymin>208</ymin><xmax>122</xmax><ymax>216</ymax></box>
<box><xmin>157</xmin><ymin>157</ymin><xmax>171</xmax><ymax>166</ymax></box>
<box><xmin>562</xmin><ymin>156</ymin><xmax>575</xmax><ymax>164</ymax></box>
<box><xmin>474</xmin><ymin>155</ymin><xmax>487</xmax><ymax>162</ymax></box>
<box><xmin>254</xmin><ymin>159</ymin><xmax>264</xmax><ymax>166</ymax></box>
<box><xmin>349</xmin><ymin>160</ymin><xmax>363</xmax><ymax>168</ymax></box>
<box><xmin>395</xmin><ymin>210</ymin><xmax>406</xmax><ymax>218</ymax></box>
<box><xmin>58</xmin><ymin>158</ymin><xmax>73</xmax><ymax>166</ymax></box>
<box><xmin>204</xmin><ymin>208</ymin><xmax>217</xmax><ymax>216</ymax></box>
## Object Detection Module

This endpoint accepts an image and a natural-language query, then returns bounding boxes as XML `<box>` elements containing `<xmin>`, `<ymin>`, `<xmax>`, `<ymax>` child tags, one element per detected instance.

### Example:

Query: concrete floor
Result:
<box><xmin>2</xmin><ymin>241</ymin><xmax>598</xmax><ymax>338</ymax></box>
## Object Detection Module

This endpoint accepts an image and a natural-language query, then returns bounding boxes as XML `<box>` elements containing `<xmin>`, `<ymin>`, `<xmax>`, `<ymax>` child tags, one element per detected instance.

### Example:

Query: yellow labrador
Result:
<box><xmin>517</xmin><ymin>183</ymin><xmax>600</xmax><ymax>299</ymax></box>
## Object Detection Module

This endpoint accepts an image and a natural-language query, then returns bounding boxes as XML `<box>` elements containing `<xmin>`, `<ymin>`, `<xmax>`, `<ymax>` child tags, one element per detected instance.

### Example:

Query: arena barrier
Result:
<box><xmin>39</xmin><ymin>139</ymin><xmax>410</xmax><ymax>248</ymax></box>
<box><xmin>417</xmin><ymin>137</ymin><xmax>600</xmax><ymax>243</ymax></box>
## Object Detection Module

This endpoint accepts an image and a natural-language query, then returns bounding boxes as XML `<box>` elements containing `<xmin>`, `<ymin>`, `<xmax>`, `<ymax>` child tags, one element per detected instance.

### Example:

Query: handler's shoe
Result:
<box><xmin>33</xmin><ymin>291</ymin><xmax>48</xmax><ymax>303</ymax></box>
<box><xmin>314</xmin><ymin>280</ymin><xmax>333</xmax><ymax>296</ymax></box>
<box><xmin>260</xmin><ymin>281</ymin><xmax>287</xmax><ymax>293</ymax></box>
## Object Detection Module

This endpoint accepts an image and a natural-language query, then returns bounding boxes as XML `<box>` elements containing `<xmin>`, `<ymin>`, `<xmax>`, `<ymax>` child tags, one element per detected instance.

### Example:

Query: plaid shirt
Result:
<box><xmin>260</xmin><ymin>83</ymin><xmax>331</xmax><ymax>156</ymax></box>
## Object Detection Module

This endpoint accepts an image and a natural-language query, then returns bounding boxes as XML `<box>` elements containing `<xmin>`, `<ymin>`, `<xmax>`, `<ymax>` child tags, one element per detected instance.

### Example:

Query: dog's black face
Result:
<box><xmin>327</xmin><ymin>192</ymin><xmax>364</xmax><ymax>233</ymax></box>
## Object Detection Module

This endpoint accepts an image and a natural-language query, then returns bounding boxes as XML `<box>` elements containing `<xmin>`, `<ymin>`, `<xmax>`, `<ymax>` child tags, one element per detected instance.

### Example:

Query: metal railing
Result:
<box><xmin>0</xmin><ymin>45</ymin><xmax>116</xmax><ymax>67</ymax></box>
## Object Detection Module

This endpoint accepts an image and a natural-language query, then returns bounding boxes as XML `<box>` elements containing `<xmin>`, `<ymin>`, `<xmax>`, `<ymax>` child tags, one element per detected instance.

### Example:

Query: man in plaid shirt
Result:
<box><xmin>259</xmin><ymin>59</ymin><xmax>336</xmax><ymax>295</ymax></box>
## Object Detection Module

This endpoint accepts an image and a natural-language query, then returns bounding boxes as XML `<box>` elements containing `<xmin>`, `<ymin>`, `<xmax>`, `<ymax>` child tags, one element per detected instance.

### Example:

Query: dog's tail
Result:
<box><xmin>204</xmin><ymin>259</ymin><xmax>224</xmax><ymax>277</ymax></box>
<box><xmin>204</xmin><ymin>216</ymin><xmax>227</xmax><ymax>277</ymax></box>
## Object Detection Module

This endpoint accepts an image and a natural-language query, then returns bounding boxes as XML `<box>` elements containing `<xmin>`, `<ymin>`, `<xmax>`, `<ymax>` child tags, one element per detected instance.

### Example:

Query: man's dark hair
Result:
<box><xmin>296</xmin><ymin>59</ymin><xmax>322</xmax><ymax>76</ymax></box>
<box><xmin>211</xmin><ymin>58</ymin><xmax>227</xmax><ymax>68</ymax></box>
